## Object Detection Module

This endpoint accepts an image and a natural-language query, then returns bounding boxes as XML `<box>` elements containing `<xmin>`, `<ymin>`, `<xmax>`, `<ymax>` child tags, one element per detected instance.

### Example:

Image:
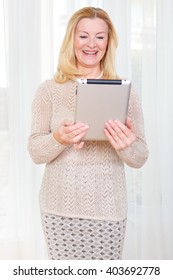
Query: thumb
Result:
<box><xmin>126</xmin><ymin>117</ymin><xmax>135</xmax><ymax>133</ymax></box>
<box><xmin>62</xmin><ymin>119</ymin><xmax>74</xmax><ymax>126</ymax></box>
<box><xmin>73</xmin><ymin>142</ymin><xmax>85</xmax><ymax>150</ymax></box>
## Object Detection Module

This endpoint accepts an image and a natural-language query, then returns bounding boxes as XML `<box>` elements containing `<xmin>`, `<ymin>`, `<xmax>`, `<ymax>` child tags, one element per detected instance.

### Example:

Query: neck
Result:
<box><xmin>77</xmin><ymin>69</ymin><xmax>103</xmax><ymax>80</ymax></box>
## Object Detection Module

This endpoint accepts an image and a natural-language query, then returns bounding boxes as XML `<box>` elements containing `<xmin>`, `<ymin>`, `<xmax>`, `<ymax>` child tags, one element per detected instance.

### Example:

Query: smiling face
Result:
<box><xmin>74</xmin><ymin>17</ymin><xmax>109</xmax><ymax>74</ymax></box>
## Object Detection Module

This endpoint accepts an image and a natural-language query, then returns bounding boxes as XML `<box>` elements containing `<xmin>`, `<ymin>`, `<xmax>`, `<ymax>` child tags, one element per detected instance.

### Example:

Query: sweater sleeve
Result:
<box><xmin>27</xmin><ymin>81</ymin><xmax>67</xmax><ymax>164</ymax></box>
<box><xmin>116</xmin><ymin>86</ymin><xmax>149</xmax><ymax>168</ymax></box>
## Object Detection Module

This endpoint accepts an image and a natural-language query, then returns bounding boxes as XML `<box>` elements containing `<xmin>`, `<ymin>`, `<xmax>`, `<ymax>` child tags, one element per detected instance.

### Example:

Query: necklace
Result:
<box><xmin>95</xmin><ymin>71</ymin><xmax>103</xmax><ymax>79</ymax></box>
<box><xmin>75</xmin><ymin>71</ymin><xmax>103</xmax><ymax>81</ymax></box>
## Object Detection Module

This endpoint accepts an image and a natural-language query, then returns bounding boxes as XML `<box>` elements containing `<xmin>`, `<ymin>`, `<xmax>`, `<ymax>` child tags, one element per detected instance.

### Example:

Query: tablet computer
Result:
<box><xmin>74</xmin><ymin>79</ymin><xmax>131</xmax><ymax>141</ymax></box>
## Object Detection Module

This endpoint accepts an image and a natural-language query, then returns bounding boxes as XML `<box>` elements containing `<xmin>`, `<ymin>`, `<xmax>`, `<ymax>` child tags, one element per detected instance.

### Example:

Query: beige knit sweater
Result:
<box><xmin>28</xmin><ymin>79</ymin><xmax>148</xmax><ymax>221</ymax></box>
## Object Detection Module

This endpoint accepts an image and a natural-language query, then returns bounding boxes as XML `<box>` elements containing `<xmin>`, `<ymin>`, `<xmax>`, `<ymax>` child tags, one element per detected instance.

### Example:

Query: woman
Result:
<box><xmin>28</xmin><ymin>7</ymin><xmax>149</xmax><ymax>260</ymax></box>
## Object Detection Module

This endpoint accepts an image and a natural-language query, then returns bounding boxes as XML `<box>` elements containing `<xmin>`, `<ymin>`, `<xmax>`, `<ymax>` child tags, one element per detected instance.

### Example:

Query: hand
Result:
<box><xmin>53</xmin><ymin>120</ymin><xmax>89</xmax><ymax>149</ymax></box>
<box><xmin>104</xmin><ymin>117</ymin><xmax>136</xmax><ymax>150</ymax></box>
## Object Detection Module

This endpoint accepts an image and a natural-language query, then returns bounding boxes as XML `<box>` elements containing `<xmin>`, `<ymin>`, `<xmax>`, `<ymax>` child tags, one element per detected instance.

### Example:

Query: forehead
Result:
<box><xmin>75</xmin><ymin>17</ymin><xmax>108</xmax><ymax>33</ymax></box>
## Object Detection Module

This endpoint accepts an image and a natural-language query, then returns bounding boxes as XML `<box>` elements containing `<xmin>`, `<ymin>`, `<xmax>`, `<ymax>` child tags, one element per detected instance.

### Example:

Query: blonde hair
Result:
<box><xmin>54</xmin><ymin>7</ymin><xmax>118</xmax><ymax>83</ymax></box>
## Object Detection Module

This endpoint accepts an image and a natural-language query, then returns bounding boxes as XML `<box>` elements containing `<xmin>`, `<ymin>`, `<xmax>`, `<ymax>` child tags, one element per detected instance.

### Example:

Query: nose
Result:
<box><xmin>87</xmin><ymin>38</ymin><xmax>96</xmax><ymax>48</ymax></box>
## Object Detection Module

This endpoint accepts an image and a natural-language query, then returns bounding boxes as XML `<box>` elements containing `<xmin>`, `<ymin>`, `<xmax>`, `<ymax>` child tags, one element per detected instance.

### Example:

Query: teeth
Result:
<box><xmin>84</xmin><ymin>51</ymin><xmax>97</xmax><ymax>54</ymax></box>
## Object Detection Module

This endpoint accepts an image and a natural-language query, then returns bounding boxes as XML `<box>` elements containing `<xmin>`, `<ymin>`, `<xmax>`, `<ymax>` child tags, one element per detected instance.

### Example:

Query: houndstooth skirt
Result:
<box><xmin>41</xmin><ymin>212</ymin><xmax>126</xmax><ymax>260</ymax></box>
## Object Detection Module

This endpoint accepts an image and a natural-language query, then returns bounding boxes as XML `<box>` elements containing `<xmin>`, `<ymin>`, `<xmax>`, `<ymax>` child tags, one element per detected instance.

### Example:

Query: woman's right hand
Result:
<box><xmin>53</xmin><ymin>120</ymin><xmax>89</xmax><ymax>148</ymax></box>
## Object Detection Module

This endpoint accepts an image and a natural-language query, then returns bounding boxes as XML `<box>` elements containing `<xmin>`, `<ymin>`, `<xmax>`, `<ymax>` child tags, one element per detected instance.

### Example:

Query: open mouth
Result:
<box><xmin>83</xmin><ymin>51</ymin><xmax>98</xmax><ymax>56</ymax></box>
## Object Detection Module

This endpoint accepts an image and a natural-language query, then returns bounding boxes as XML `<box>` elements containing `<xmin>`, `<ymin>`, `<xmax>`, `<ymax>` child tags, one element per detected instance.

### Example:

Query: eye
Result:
<box><xmin>79</xmin><ymin>35</ymin><xmax>88</xmax><ymax>39</ymax></box>
<box><xmin>96</xmin><ymin>36</ymin><xmax>104</xmax><ymax>40</ymax></box>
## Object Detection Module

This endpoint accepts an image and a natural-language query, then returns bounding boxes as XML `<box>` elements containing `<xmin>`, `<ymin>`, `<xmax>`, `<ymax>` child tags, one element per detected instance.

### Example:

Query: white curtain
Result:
<box><xmin>1</xmin><ymin>0</ymin><xmax>46</xmax><ymax>259</ymax></box>
<box><xmin>0</xmin><ymin>0</ymin><xmax>173</xmax><ymax>259</ymax></box>
<box><xmin>140</xmin><ymin>0</ymin><xmax>173</xmax><ymax>259</ymax></box>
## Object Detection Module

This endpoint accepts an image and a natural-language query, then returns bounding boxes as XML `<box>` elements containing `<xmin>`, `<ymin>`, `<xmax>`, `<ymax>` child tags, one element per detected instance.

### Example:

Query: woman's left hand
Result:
<box><xmin>104</xmin><ymin>117</ymin><xmax>136</xmax><ymax>150</ymax></box>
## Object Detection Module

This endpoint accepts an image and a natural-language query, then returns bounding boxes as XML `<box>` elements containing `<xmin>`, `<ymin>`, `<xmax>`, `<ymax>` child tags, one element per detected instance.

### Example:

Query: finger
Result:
<box><xmin>63</xmin><ymin>122</ymin><xmax>86</xmax><ymax>136</ymax></box>
<box><xmin>112</xmin><ymin>119</ymin><xmax>136</xmax><ymax>144</ymax></box>
<box><xmin>110</xmin><ymin>120</ymin><xmax>136</xmax><ymax>145</ymax></box>
<box><xmin>104</xmin><ymin>128</ymin><xmax>122</xmax><ymax>150</ymax></box>
<box><xmin>59</xmin><ymin>122</ymin><xmax>88</xmax><ymax>145</ymax></box>
<box><xmin>70</xmin><ymin>129</ymin><xmax>89</xmax><ymax>144</ymax></box>
<box><xmin>73</xmin><ymin>142</ymin><xmax>85</xmax><ymax>150</ymax></box>
<box><xmin>68</xmin><ymin>124</ymin><xmax>89</xmax><ymax>139</ymax></box>
<box><xmin>106</xmin><ymin>121</ymin><xmax>125</xmax><ymax>141</ymax></box>
<box><xmin>109</xmin><ymin>120</ymin><xmax>131</xmax><ymax>138</ymax></box>
<box><xmin>66</xmin><ymin>122</ymin><xmax>86</xmax><ymax>132</ymax></box>
<box><xmin>105</xmin><ymin>116</ymin><xmax>137</xmax><ymax>150</ymax></box>
<box><xmin>62</xmin><ymin>124</ymin><xmax>83</xmax><ymax>139</ymax></box>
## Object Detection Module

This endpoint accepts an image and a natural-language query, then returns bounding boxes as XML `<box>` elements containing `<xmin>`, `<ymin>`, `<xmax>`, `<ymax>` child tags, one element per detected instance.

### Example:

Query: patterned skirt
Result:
<box><xmin>41</xmin><ymin>212</ymin><xmax>126</xmax><ymax>260</ymax></box>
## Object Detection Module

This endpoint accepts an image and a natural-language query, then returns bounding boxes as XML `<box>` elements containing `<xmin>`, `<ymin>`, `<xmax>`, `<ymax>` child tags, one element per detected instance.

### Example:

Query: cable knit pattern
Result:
<box><xmin>28</xmin><ymin>79</ymin><xmax>148</xmax><ymax>221</ymax></box>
